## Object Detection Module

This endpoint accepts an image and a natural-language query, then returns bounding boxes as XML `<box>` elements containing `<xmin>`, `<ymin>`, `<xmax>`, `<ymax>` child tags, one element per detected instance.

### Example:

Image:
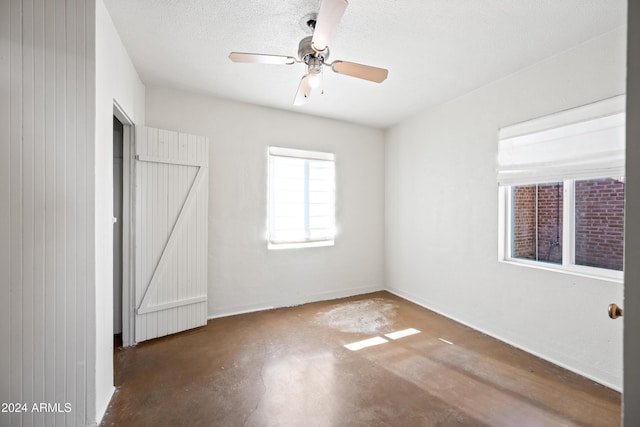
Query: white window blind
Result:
<box><xmin>497</xmin><ymin>96</ymin><xmax>626</xmax><ymax>186</ymax></box>
<box><xmin>268</xmin><ymin>146</ymin><xmax>336</xmax><ymax>246</ymax></box>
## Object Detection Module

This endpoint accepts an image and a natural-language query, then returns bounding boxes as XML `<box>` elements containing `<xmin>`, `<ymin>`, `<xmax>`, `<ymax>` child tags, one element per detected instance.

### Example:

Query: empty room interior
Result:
<box><xmin>4</xmin><ymin>0</ymin><xmax>640</xmax><ymax>426</ymax></box>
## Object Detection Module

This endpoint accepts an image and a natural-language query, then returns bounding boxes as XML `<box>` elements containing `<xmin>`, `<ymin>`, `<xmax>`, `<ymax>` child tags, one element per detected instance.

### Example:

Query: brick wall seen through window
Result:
<box><xmin>511</xmin><ymin>178</ymin><xmax>623</xmax><ymax>271</ymax></box>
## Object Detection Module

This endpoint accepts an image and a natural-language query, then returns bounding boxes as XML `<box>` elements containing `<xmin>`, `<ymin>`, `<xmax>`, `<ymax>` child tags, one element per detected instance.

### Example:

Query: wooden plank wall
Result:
<box><xmin>0</xmin><ymin>0</ymin><xmax>96</xmax><ymax>426</ymax></box>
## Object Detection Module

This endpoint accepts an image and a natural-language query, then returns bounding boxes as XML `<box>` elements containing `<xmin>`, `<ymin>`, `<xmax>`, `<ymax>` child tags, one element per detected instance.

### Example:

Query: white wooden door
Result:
<box><xmin>625</xmin><ymin>2</ymin><xmax>640</xmax><ymax>423</ymax></box>
<box><xmin>134</xmin><ymin>127</ymin><xmax>209</xmax><ymax>343</ymax></box>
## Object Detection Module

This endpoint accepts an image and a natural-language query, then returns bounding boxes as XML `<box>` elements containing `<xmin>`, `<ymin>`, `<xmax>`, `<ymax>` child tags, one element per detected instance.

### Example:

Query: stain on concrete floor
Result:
<box><xmin>314</xmin><ymin>298</ymin><xmax>397</xmax><ymax>334</ymax></box>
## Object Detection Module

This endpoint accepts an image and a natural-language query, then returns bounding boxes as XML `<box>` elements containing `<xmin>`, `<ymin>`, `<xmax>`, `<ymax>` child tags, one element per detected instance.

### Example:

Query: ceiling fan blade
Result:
<box><xmin>311</xmin><ymin>0</ymin><xmax>348</xmax><ymax>52</ymax></box>
<box><xmin>293</xmin><ymin>75</ymin><xmax>312</xmax><ymax>106</ymax></box>
<box><xmin>331</xmin><ymin>60</ymin><xmax>388</xmax><ymax>83</ymax></box>
<box><xmin>229</xmin><ymin>52</ymin><xmax>296</xmax><ymax>65</ymax></box>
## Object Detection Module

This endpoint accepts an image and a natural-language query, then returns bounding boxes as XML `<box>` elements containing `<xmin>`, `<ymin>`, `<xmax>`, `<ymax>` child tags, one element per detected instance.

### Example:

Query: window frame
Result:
<box><xmin>498</xmin><ymin>176</ymin><xmax>623</xmax><ymax>282</ymax></box>
<box><xmin>267</xmin><ymin>146</ymin><xmax>336</xmax><ymax>250</ymax></box>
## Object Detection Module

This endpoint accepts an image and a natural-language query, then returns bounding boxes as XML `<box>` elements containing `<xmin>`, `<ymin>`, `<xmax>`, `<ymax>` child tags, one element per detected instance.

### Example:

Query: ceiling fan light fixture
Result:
<box><xmin>308</xmin><ymin>73</ymin><xmax>321</xmax><ymax>89</ymax></box>
<box><xmin>306</xmin><ymin>58</ymin><xmax>323</xmax><ymax>89</ymax></box>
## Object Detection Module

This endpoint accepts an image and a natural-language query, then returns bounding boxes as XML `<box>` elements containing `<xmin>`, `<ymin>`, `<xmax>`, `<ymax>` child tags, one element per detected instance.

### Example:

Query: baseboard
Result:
<box><xmin>386</xmin><ymin>287</ymin><xmax>621</xmax><ymax>392</ymax></box>
<box><xmin>93</xmin><ymin>385</ymin><xmax>116</xmax><ymax>427</ymax></box>
<box><xmin>208</xmin><ymin>284</ymin><xmax>384</xmax><ymax>320</ymax></box>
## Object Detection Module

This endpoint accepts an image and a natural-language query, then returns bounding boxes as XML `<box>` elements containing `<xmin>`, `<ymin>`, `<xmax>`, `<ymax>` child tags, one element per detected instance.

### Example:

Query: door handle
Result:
<box><xmin>608</xmin><ymin>303</ymin><xmax>623</xmax><ymax>319</ymax></box>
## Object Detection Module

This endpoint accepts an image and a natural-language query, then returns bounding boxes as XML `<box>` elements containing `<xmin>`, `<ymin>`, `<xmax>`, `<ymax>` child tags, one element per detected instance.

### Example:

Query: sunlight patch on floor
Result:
<box><xmin>344</xmin><ymin>336</ymin><xmax>389</xmax><ymax>351</ymax></box>
<box><xmin>385</xmin><ymin>328</ymin><xmax>421</xmax><ymax>340</ymax></box>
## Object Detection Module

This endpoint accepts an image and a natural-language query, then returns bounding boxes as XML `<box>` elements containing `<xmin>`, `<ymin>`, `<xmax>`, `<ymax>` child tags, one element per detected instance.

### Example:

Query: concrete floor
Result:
<box><xmin>101</xmin><ymin>291</ymin><xmax>620</xmax><ymax>426</ymax></box>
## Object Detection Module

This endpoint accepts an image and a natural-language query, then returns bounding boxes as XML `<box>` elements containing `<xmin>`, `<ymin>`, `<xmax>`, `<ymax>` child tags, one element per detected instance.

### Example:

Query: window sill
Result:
<box><xmin>268</xmin><ymin>240</ymin><xmax>334</xmax><ymax>250</ymax></box>
<box><xmin>499</xmin><ymin>258</ymin><xmax>623</xmax><ymax>284</ymax></box>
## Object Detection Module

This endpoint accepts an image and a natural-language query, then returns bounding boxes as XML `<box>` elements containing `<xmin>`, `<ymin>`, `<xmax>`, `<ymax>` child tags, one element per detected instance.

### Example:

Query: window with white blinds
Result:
<box><xmin>497</xmin><ymin>96</ymin><xmax>625</xmax><ymax>186</ymax></box>
<box><xmin>268</xmin><ymin>146</ymin><xmax>336</xmax><ymax>248</ymax></box>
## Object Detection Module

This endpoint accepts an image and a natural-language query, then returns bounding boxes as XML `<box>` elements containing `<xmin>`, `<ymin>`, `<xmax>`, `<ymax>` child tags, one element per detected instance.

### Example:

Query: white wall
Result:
<box><xmin>146</xmin><ymin>87</ymin><xmax>385</xmax><ymax>317</ymax></box>
<box><xmin>385</xmin><ymin>27</ymin><xmax>627</xmax><ymax>389</ymax></box>
<box><xmin>95</xmin><ymin>0</ymin><xmax>145</xmax><ymax>422</ymax></box>
<box><xmin>1</xmin><ymin>0</ymin><xmax>97</xmax><ymax>425</ymax></box>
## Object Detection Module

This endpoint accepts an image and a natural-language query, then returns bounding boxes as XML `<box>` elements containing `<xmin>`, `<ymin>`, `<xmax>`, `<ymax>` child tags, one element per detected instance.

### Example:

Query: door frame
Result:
<box><xmin>113</xmin><ymin>101</ymin><xmax>136</xmax><ymax>347</ymax></box>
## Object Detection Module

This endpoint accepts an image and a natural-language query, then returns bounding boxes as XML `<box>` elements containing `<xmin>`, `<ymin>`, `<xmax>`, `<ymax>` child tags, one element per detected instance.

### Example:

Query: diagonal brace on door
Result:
<box><xmin>136</xmin><ymin>157</ymin><xmax>207</xmax><ymax>315</ymax></box>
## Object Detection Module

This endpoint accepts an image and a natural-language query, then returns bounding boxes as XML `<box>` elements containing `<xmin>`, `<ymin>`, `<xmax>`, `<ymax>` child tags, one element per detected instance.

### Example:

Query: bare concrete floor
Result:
<box><xmin>101</xmin><ymin>291</ymin><xmax>620</xmax><ymax>426</ymax></box>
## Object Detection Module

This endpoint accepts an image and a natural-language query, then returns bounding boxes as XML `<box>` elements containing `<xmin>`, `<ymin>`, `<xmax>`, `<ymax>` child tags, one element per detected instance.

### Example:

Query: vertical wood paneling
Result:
<box><xmin>200</xmin><ymin>138</ymin><xmax>209</xmax><ymax>327</ymax></box>
<box><xmin>65</xmin><ymin>0</ymin><xmax>79</xmax><ymax>420</ymax></box>
<box><xmin>134</xmin><ymin>128</ymin><xmax>208</xmax><ymax>343</ymax></box>
<box><xmin>134</xmin><ymin>126</ymin><xmax>141</xmax><ymax>341</ymax></box>
<box><xmin>178</xmin><ymin>133</ymin><xmax>186</xmax><ymax>331</ymax></box>
<box><xmin>32</xmin><ymin>1</ymin><xmax>46</xmax><ymax>425</ymax></box>
<box><xmin>23</xmin><ymin>0</ymin><xmax>36</xmax><ymax>424</ymax></box>
<box><xmin>150</xmin><ymin>128</ymin><xmax>157</xmax><ymax>338</ymax></box>
<box><xmin>3</xmin><ymin>0</ymin><xmax>96</xmax><ymax>425</ymax></box>
<box><xmin>9</xmin><ymin>1</ymin><xmax>24</xmax><ymax>425</ymax></box>
<box><xmin>167</xmin><ymin>132</ymin><xmax>176</xmax><ymax>334</ymax></box>
<box><xmin>54</xmin><ymin>1</ymin><xmax>68</xmax><ymax>424</ymax></box>
<box><xmin>0</xmin><ymin>0</ymin><xmax>12</xmax><ymax>420</ymax></box>
<box><xmin>43</xmin><ymin>0</ymin><xmax>57</xmax><ymax>414</ymax></box>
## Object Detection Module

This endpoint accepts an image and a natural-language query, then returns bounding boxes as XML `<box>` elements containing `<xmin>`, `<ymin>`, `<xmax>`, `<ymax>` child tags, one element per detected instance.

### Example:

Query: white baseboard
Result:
<box><xmin>93</xmin><ymin>385</ymin><xmax>116</xmax><ymax>427</ymax></box>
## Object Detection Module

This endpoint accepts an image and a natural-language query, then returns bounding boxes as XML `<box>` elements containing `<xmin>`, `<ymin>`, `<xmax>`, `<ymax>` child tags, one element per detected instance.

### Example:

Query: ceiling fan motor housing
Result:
<box><xmin>298</xmin><ymin>35</ymin><xmax>329</xmax><ymax>64</ymax></box>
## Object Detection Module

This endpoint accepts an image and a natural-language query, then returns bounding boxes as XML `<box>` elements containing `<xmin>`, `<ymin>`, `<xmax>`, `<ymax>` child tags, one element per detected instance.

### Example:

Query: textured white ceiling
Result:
<box><xmin>104</xmin><ymin>0</ymin><xmax>626</xmax><ymax>128</ymax></box>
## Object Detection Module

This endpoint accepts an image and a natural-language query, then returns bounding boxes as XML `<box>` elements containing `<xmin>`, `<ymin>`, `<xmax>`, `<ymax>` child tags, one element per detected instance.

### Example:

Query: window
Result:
<box><xmin>511</xmin><ymin>182</ymin><xmax>564</xmax><ymax>265</ymax></box>
<box><xmin>268</xmin><ymin>146</ymin><xmax>335</xmax><ymax>249</ymax></box>
<box><xmin>574</xmin><ymin>177</ymin><xmax>625</xmax><ymax>270</ymax></box>
<box><xmin>498</xmin><ymin>96</ymin><xmax>625</xmax><ymax>280</ymax></box>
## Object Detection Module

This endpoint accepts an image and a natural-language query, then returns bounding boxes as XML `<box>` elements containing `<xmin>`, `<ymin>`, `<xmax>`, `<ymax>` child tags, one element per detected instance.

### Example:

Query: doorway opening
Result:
<box><xmin>113</xmin><ymin>116</ymin><xmax>124</xmax><ymax>348</ymax></box>
<box><xmin>113</xmin><ymin>103</ymin><xmax>135</xmax><ymax>350</ymax></box>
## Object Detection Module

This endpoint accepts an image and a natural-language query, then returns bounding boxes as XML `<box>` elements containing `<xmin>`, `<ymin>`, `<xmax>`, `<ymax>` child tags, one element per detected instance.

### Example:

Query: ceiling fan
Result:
<box><xmin>228</xmin><ymin>0</ymin><xmax>388</xmax><ymax>106</ymax></box>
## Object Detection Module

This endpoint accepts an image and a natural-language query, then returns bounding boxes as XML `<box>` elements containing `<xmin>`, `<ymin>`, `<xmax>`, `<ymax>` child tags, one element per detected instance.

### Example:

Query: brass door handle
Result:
<box><xmin>608</xmin><ymin>303</ymin><xmax>623</xmax><ymax>319</ymax></box>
